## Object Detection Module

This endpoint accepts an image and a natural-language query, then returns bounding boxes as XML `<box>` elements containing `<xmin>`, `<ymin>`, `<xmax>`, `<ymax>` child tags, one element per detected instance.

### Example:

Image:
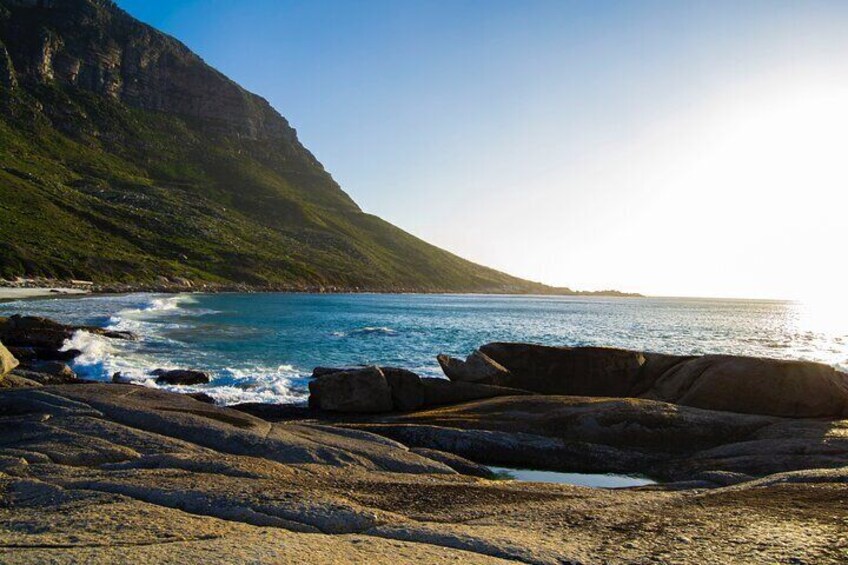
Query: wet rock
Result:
<box><xmin>308</xmin><ymin>366</ymin><xmax>393</xmax><ymax>413</ymax></box>
<box><xmin>5</xmin><ymin>345</ymin><xmax>80</xmax><ymax>363</ymax></box>
<box><xmin>436</xmin><ymin>350</ymin><xmax>510</xmax><ymax>385</ymax></box>
<box><xmin>152</xmin><ymin>369</ymin><xmax>210</xmax><ymax>386</ymax></box>
<box><xmin>0</xmin><ymin>315</ymin><xmax>135</xmax><ymax>355</ymax></box>
<box><xmin>186</xmin><ymin>392</ymin><xmax>216</xmax><ymax>404</ymax></box>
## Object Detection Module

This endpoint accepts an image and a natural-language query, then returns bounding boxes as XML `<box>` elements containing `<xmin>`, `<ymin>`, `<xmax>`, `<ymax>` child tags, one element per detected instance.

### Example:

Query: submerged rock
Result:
<box><xmin>152</xmin><ymin>369</ymin><xmax>211</xmax><ymax>386</ymax></box>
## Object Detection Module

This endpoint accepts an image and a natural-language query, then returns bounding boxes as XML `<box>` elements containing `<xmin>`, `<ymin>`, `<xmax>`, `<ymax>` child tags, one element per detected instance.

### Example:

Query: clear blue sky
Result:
<box><xmin>116</xmin><ymin>1</ymin><xmax>848</xmax><ymax>300</ymax></box>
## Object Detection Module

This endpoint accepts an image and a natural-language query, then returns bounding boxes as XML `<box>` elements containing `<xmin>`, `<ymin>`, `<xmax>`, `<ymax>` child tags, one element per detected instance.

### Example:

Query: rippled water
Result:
<box><xmin>1</xmin><ymin>292</ymin><xmax>846</xmax><ymax>404</ymax></box>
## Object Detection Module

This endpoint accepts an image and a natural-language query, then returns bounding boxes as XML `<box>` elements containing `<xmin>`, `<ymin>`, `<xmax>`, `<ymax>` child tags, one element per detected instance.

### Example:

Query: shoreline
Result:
<box><xmin>0</xmin><ymin>278</ymin><xmax>643</xmax><ymax>298</ymax></box>
<box><xmin>0</xmin><ymin>287</ymin><xmax>91</xmax><ymax>303</ymax></box>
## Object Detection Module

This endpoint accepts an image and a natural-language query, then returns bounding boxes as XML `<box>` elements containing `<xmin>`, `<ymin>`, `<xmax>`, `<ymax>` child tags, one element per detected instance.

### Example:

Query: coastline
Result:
<box><xmin>0</xmin><ymin>278</ymin><xmax>643</xmax><ymax>298</ymax></box>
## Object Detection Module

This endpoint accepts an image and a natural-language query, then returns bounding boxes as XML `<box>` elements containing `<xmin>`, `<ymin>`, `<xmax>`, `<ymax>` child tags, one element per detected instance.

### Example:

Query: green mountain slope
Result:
<box><xmin>0</xmin><ymin>0</ymin><xmax>555</xmax><ymax>292</ymax></box>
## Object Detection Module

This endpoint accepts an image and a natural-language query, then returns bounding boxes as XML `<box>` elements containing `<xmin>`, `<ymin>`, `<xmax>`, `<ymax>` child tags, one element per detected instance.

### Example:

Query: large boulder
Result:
<box><xmin>152</xmin><ymin>369</ymin><xmax>210</xmax><ymax>386</ymax></box>
<box><xmin>382</xmin><ymin>367</ymin><xmax>426</xmax><ymax>412</ymax></box>
<box><xmin>647</xmin><ymin>355</ymin><xmax>848</xmax><ymax>418</ymax></box>
<box><xmin>0</xmin><ymin>340</ymin><xmax>19</xmax><ymax>378</ymax></box>
<box><xmin>436</xmin><ymin>350</ymin><xmax>510</xmax><ymax>385</ymax></box>
<box><xmin>480</xmin><ymin>342</ymin><xmax>848</xmax><ymax>418</ymax></box>
<box><xmin>479</xmin><ymin>342</ymin><xmax>650</xmax><ymax>396</ymax></box>
<box><xmin>308</xmin><ymin>366</ymin><xmax>393</xmax><ymax>413</ymax></box>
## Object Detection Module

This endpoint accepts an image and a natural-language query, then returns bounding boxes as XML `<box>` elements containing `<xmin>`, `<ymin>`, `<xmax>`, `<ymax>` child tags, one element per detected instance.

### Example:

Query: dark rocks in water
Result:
<box><xmin>0</xmin><ymin>340</ymin><xmax>19</xmax><ymax>378</ymax></box>
<box><xmin>479</xmin><ymin>342</ymin><xmax>848</xmax><ymax>418</ymax></box>
<box><xmin>0</xmin><ymin>315</ymin><xmax>135</xmax><ymax>356</ymax></box>
<box><xmin>436</xmin><ymin>350</ymin><xmax>510</xmax><ymax>385</ymax></box>
<box><xmin>309</xmin><ymin>366</ymin><xmax>393</xmax><ymax>413</ymax></box>
<box><xmin>5</xmin><ymin>345</ymin><xmax>80</xmax><ymax>363</ymax></box>
<box><xmin>152</xmin><ymin>369</ymin><xmax>210</xmax><ymax>386</ymax></box>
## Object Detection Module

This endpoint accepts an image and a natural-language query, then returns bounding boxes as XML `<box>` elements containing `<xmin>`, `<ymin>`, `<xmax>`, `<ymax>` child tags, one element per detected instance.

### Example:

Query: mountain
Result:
<box><xmin>0</xmin><ymin>0</ymin><xmax>573</xmax><ymax>293</ymax></box>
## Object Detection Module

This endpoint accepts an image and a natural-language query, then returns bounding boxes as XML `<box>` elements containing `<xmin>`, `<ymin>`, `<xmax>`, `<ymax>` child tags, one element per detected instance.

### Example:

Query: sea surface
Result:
<box><xmin>2</xmin><ymin>293</ymin><xmax>846</xmax><ymax>405</ymax></box>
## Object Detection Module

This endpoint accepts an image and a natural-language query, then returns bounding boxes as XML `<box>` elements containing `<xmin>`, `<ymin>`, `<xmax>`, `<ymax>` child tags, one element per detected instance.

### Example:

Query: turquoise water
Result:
<box><xmin>1</xmin><ymin>292</ymin><xmax>846</xmax><ymax>404</ymax></box>
<box><xmin>487</xmin><ymin>467</ymin><xmax>656</xmax><ymax>488</ymax></box>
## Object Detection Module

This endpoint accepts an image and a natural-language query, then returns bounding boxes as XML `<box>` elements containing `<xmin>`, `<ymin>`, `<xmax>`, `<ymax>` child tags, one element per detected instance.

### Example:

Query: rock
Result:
<box><xmin>9</xmin><ymin>368</ymin><xmax>84</xmax><ymax>386</ymax></box>
<box><xmin>0</xmin><ymin>340</ymin><xmax>19</xmax><ymax>378</ymax></box>
<box><xmin>382</xmin><ymin>367</ymin><xmax>426</xmax><ymax>411</ymax></box>
<box><xmin>410</xmin><ymin>448</ymin><xmax>497</xmax><ymax>479</ymax></box>
<box><xmin>479</xmin><ymin>342</ymin><xmax>648</xmax><ymax>396</ymax></box>
<box><xmin>646</xmin><ymin>354</ymin><xmax>848</xmax><ymax>418</ymax></box>
<box><xmin>0</xmin><ymin>384</ymin><xmax>844</xmax><ymax>563</ymax></box>
<box><xmin>480</xmin><ymin>342</ymin><xmax>848</xmax><ymax>418</ymax></box>
<box><xmin>308</xmin><ymin>366</ymin><xmax>393</xmax><ymax>413</ymax></box>
<box><xmin>5</xmin><ymin>345</ymin><xmax>80</xmax><ymax>362</ymax></box>
<box><xmin>436</xmin><ymin>350</ymin><xmax>510</xmax><ymax>385</ymax></box>
<box><xmin>152</xmin><ymin>369</ymin><xmax>210</xmax><ymax>386</ymax></box>
<box><xmin>186</xmin><ymin>392</ymin><xmax>217</xmax><ymax>404</ymax></box>
<box><xmin>230</xmin><ymin>403</ymin><xmax>316</xmax><ymax>421</ymax></box>
<box><xmin>346</xmin><ymin>394</ymin><xmax>848</xmax><ymax>481</ymax></box>
<box><xmin>0</xmin><ymin>316</ymin><xmax>135</xmax><ymax>356</ymax></box>
<box><xmin>0</xmin><ymin>315</ymin><xmax>75</xmax><ymax>349</ymax></box>
<box><xmin>420</xmin><ymin>378</ymin><xmax>530</xmax><ymax>407</ymax></box>
<box><xmin>0</xmin><ymin>373</ymin><xmax>41</xmax><ymax>388</ymax></box>
<box><xmin>27</xmin><ymin>361</ymin><xmax>76</xmax><ymax>380</ymax></box>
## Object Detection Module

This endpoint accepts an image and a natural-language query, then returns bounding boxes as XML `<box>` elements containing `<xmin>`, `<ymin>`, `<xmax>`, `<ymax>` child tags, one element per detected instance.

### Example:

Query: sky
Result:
<box><xmin>115</xmin><ymin>0</ymin><xmax>848</xmax><ymax>300</ymax></box>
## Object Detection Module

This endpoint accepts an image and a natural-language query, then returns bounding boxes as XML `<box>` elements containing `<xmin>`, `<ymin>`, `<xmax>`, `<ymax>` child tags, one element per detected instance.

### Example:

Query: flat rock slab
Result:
<box><xmin>0</xmin><ymin>384</ymin><xmax>846</xmax><ymax>564</ymax></box>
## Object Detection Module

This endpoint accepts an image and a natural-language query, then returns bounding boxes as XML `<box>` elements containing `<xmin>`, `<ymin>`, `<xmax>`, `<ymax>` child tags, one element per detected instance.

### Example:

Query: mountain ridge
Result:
<box><xmin>0</xmin><ymin>0</ymin><xmax>635</xmax><ymax>296</ymax></box>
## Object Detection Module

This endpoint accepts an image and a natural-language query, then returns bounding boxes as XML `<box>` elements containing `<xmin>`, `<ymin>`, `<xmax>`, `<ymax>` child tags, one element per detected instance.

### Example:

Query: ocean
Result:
<box><xmin>2</xmin><ymin>292</ymin><xmax>846</xmax><ymax>405</ymax></box>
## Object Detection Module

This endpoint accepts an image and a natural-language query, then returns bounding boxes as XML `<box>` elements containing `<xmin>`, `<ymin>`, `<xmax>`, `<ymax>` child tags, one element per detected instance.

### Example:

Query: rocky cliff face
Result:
<box><xmin>0</xmin><ymin>0</ymin><xmax>551</xmax><ymax>292</ymax></box>
<box><xmin>1</xmin><ymin>0</ymin><xmax>294</xmax><ymax>141</ymax></box>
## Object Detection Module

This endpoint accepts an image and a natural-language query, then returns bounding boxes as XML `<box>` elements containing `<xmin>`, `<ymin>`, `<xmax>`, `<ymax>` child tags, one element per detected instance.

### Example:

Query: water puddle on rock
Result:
<box><xmin>488</xmin><ymin>467</ymin><xmax>656</xmax><ymax>488</ymax></box>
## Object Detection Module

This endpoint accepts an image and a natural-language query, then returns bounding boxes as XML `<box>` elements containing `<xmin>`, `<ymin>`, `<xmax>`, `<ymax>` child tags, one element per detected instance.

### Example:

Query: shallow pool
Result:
<box><xmin>488</xmin><ymin>467</ymin><xmax>656</xmax><ymax>488</ymax></box>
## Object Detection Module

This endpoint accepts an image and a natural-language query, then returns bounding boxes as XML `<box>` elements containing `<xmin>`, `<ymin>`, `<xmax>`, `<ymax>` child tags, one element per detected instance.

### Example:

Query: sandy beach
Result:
<box><xmin>0</xmin><ymin>287</ymin><xmax>90</xmax><ymax>302</ymax></box>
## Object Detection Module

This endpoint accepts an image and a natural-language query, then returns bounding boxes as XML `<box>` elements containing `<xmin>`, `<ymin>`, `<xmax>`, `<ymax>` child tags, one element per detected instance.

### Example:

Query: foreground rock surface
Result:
<box><xmin>1</xmin><ymin>384</ymin><xmax>845</xmax><ymax>564</ymax></box>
